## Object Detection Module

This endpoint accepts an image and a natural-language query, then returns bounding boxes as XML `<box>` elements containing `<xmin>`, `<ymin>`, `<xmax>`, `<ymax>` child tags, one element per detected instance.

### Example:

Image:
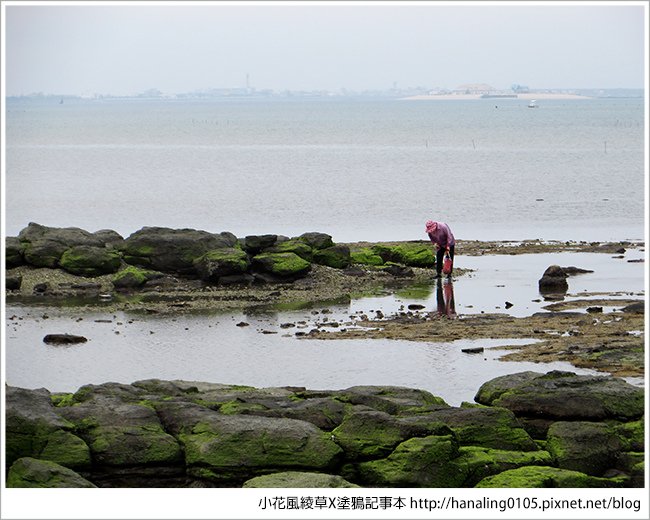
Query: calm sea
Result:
<box><xmin>4</xmin><ymin>96</ymin><xmax>646</xmax><ymax>242</ymax></box>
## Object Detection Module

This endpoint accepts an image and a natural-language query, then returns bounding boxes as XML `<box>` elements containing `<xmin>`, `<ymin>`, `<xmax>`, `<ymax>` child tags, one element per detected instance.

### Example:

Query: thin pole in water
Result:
<box><xmin>472</xmin><ymin>139</ymin><xmax>476</xmax><ymax>150</ymax></box>
<box><xmin>604</xmin><ymin>141</ymin><xmax>607</xmax><ymax>154</ymax></box>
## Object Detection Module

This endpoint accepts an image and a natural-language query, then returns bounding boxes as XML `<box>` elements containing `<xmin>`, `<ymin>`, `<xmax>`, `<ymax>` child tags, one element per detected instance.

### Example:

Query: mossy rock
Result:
<box><xmin>218</xmin><ymin>400</ymin><xmax>268</xmax><ymax>415</ymax></box>
<box><xmin>59</xmin><ymin>245</ymin><xmax>122</xmax><ymax>276</ymax></box>
<box><xmin>296</xmin><ymin>232</ymin><xmax>334</xmax><ymax>250</ymax></box>
<box><xmin>5</xmin><ymin>386</ymin><xmax>77</xmax><ymax>466</ymax></box>
<box><xmin>475</xmin><ymin>465</ymin><xmax>629</xmax><ymax>488</ymax></box>
<box><xmin>313</xmin><ymin>245</ymin><xmax>351</xmax><ymax>269</ymax></box>
<box><xmin>419</xmin><ymin>406</ymin><xmax>539</xmax><ymax>451</ymax></box>
<box><xmin>241</xmin><ymin>234</ymin><xmax>278</xmax><ymax>254</ymax></box>
<box><xmin>243</xmin><ymin>471</ymin><xmax>360</xmax><ymax>488</ymax></box>
<box><xmin>266</xmin><ymin>239</ymin><xmax>314</xmax><ymax>261</ymax></box>
<box><xmin>156</xmin><ymin>402</ymin><xmax>342</xmax><ymax>482</ymax></box>
<box><xmin>331</xmin><ymin>410</ymin><xmax>451</xmax><ymax>461</ymax></box>
<box><xmin>112</xmin><ymin>265</ymin><xmax>159</xmax><ymax>289</ymax></box>
<box><xmin>350</xmin><ymin>248</ymin><xmax>384</xmax><ymax>266</ymax></box>
<box><xmin>121</xmin><ymin>226</ymin><xmax>238</xmax><ymax>274</ymax></box>
<box><xmin>57</xmin><ymin>398</ymin><xmax>183</xmax><ymax>467</ymax></box>
<box><xmin>356</xmin><ymin>435</ymin><xmax>460</xmax><ymax>487</ymax></box>
<box><xmin>614</xmin><ymin>419</ymin><xmax>645</xmax><ymax>452</ymax></box>
<box><xmin>252</xmin><ymin>252</ymin><xmax>311</xmax><ymax>279</ymax></box>
<box><xmin>86</xmin><ymin>424</ymin><xmax>182</xmax><ymax>466</ymax></box>
<box><xmin>453</xmin><ymin>446</ymin><xmax>553</xmax><ymax>487</ymax></box>
<box><xmin>18</xmin><ymin>223</ymin><xmax>109</xmax><ymax>268</ymax></box>
<box><xmin>372</xmin><ymin>243</ymin><xmax>436</xmax><ymax>268</ymax></box>
<box><xmin>22</xmin><ymin>239</ymin><xmax>69</xmax><ymax>268</ymax></box>
<box><xmin>193</xmin><ymin>248</ymin><xmax>251</xmax><ymax>283</ymax></box>
<box><xmin>38</xmin><ymin>429</ymin><xmax>92</xmax><ymax>469</ymax></box>
<box><xmin>334</xmin><ymin>385</ymin><xmax>449</xmax><ymax>415</ymax></box>
<box><xmin>179</xmin><ymin>415</ymin><xmax>342</xmax><ymax>482</ymax></box>
<box><xmin>50</xmin><ymin>393</ymin><xmax>76</xmax><ymax>408</ymax></box>
<box><xmin>545</xmin><ymin>421</ymin><xmax>623</xmax><ymax>476</ymax></box>
<box><xmin>5</xmin><ymin>237</ymin><xmax>25</xmax><ymax>268</ymax></box>
<box><xmin>249</xmin><ymin>396</ymin><xmax>348</xmax><ymax>431</ymax></box>
<box><xmin>475</xmin><ymin>371</ymin><xmax>645</xmax><ymax>421</ymax></box>
<box><xmin>6</xmin><ymin>457</ymin><xmax>96</xmax><ymax>488</ymax></box>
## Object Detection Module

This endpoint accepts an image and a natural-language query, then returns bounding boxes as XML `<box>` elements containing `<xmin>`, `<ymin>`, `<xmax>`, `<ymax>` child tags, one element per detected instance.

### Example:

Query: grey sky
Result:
<box><xmin>3</xmin><ymin>2</ymin><xmax>646</xmax><ymax>96</ymax></box>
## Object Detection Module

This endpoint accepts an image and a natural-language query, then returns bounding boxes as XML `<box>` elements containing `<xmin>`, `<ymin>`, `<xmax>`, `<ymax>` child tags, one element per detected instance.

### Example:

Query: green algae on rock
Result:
<box><xmin>475</xmin><ymin>465</ymin><xmax>629</xmax><ymax>488</ymax></box>
<box><xmin>7</xmin><ymin>457</ymin><xmax>97</xmax><ymax>488</ymax></box>
<box><xmin>59</xmin><ymin>245</ymin><xmax>122</xmax><ymax>276</ymax></box>
<box><xmin>4</xmin><ymin>372</ymin><xmax>643</xmax><ymax>488</ymax></box>
<box><xmin>243</xmin><ymin>471</ymin><xmax>360</xmax><ymax>488</ymax></box>
<box><xmin>252</xmin><ymin>251</ymin><xmax>311</xmax><ymax>279</ymax></box>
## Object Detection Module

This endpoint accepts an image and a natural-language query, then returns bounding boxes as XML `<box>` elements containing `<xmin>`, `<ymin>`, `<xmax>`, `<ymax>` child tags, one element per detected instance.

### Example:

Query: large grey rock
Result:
<box><xmin>546</xmin><ymin>421</ymin><xmax>623</xmax><ymax>476</ymax></box>
<box><xmin>475</xmin><ymin>465</ymin><xmax>627</xmax><ymax>488</ymax></box>
<box><xmin>121</xmin><ymin>226</ymin><xmax>237</xmax><ymax>274</ymax></box>
<box><xmin>7</xmin><ymin>458</ymin><xmax>96</xmax><ymax>488</ymax></box>
<box><xmin>155</xmin><ymin>401</ymin><xmax>342</xmax><ymax>483</ymax></box>
<box><xmin>334</xmin><ymin>385</ymin><xmax>448</xmax><ymax>414</ymax></box>
<box><xmin>240</xmin><ymin>234</ymin><xmax>278</xmax><ymax>254</ymax></box>
<box><xmin>18</xmin><ymin>222</ymin><xmax>106</xmax><ymax>247</ymax></box>
<box><xmin>356</xmin><ymin>434</ymin><xmax>460</xmax><ymax>487</ymax></box>
<box><xmin>5</xmin><ymin>386</ymin><xmax>90</xmax><ymax>468</ymax></box>
<box><xmin>251</xmin><ymin>252</ymin><xmax>311</xmax><ymax>280</ymax></box>
<box><xmin>58</xmin><ymin>245</ymin><xmax>122</xmax><ymax>276</ymax></box>
<box><xmin>58</xmin><ymin>396</ymin><xmax>182</xmax><ymax>468</ymax></box>
<box><xmin>313</xmin><ymin>245</ymin><xmax>351</xmax><ymax>269</ymax></box>
<box><xmin>538</xmin><ymin>265</ymin><xmax>569</xmax><ymax>294</ymax></box>
<box><xmin>243</xmin><ymin>471</ymin><xmax>360</xmax><ymax>488</ymax></box>
<box><xmin>331</xmin><ymin>409</ymin><xmax>452</xmax><ymax>460</ymax></box>
<box><xmin>475</xmin><ymin>371</ymin><xmax>644</xmax><ymax>421</ymax></box>
<box><xmin>266</xmin><ymin>239</ymin><xmax>314</xmax><ymax>261</ymax></box>
<box><xmin>18</xmin><ymin>223</ymin><xmax>108</xmax><ymax>268</ymax></box>
<box><xmin>5</xmin><ymin>237</ymin><xmax>25</xmax><ymax>268</ymax></box>
<box><xmin>193</xmin><ymin>248</ymin><xmax>251</xmax><ymax>283</ymax></box>
<box><xmin>295</xmin><ymin>232</ymin><xmax>334</xmax><ymax>250</ymax></box>
<box><xmin>411</xmin><ymin>406</ymin><xmax>539</xmax><ymax>451</ymax></box>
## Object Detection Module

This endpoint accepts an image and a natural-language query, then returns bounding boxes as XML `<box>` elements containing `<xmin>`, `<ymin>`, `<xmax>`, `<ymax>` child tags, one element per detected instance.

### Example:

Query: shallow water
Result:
<box><xmin>5</xmin><ymin>250</ymin><xmax>644</xmax><ymax>405</ymax></box>
<box><xmin>5</xmin><ymin>307</ymin><xmax>604</xmax><ymax>407</ymax></box>
<box><xmin>357</xmin><ymin>249</ymin><xmax>646</xmax><ymax>319</ymax></box>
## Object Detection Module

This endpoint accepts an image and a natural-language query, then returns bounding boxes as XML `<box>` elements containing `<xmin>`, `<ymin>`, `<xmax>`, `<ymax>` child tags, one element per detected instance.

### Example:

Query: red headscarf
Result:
<box><xmin>425</xmin><ymin>220</ymin><xmax>437</xmax><ymax>234</ymax></box>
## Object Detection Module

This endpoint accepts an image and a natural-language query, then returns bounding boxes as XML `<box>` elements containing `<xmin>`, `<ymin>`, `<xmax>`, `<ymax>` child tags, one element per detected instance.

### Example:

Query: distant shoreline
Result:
<box><xmin>401</xmin><ymin>93</ymin><xmax>594</xmax><ymax>101</ymax></box>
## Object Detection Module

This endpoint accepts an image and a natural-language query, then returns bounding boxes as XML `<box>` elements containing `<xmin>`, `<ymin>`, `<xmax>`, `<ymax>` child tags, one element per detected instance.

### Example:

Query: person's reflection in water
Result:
<box><xmin>436</xmin><ymin>278</ymin><xmax>457</xmax><ymax>318</ymax></box>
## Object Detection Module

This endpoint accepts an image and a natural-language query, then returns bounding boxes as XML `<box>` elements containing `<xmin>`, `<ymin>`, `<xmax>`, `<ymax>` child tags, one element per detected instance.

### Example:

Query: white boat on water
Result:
<box><xmin>527</xmin><ymin>99</ymin><xmax>538</xmax><ymax>108</ymax></box>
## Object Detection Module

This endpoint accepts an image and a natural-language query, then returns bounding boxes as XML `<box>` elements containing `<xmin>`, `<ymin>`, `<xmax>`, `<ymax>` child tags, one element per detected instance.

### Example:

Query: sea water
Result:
<box><xmin>3</xmin><ymin>96</ymin><xmax>646</xmax><ymax>402</ymax></box>
<box><xmin>4</xmin><ymin>96</ymin><xmax>646</xmax><ymax>242</ymax></box>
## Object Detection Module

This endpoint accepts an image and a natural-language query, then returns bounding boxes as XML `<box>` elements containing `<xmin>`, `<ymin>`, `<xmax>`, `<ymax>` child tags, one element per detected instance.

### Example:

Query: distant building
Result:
<box><xmin>454</xmin><ymin>83</ymin><xmax>495</xmax><ymax>95</ymax></box>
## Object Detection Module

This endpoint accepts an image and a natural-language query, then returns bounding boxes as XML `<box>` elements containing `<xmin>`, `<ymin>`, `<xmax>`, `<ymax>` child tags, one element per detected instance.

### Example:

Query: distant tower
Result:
<box><xmin>246</xmin><ymin>73</ymin><xmax>250</xmax><ymax>90</ymax></box>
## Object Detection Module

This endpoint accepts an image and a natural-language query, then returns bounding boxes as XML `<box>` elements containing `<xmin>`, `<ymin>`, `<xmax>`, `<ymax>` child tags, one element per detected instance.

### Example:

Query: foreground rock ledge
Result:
<box><xmin>5</xmin><ymin>371</ymin><xmax>644</xmax><ymax>488</ymax></box>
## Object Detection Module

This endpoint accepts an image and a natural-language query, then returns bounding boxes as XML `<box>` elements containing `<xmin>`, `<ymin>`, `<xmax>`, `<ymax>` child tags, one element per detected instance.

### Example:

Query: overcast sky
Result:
<box><xmin>3</xmin><ymin>2</ymin><xmax>646</xmax><ymax>96</ymax></box>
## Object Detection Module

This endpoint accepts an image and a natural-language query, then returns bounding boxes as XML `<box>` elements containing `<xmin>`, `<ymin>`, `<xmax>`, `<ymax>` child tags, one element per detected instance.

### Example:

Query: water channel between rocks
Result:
<box><xmin>5</xmin><ymin>251</ymin><xmax>645</xmax><ymax>406</ymax></box>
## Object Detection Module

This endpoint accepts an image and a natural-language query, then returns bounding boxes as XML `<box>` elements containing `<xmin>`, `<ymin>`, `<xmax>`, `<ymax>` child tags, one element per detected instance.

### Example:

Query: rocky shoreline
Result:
<box><xmin>5</xmin><ymin>223</ymin><xmax>645</xmax><ymax>376</ymax></box>
<box><xmin>5</xmin><ymin>372</ymin><xmax>644</xmax><ymax>488</ymax></box>
<box><xmin>5</xmin><ymin>222</ymin><xmax>643</xmax><ymax>314</ymax></box>
<box><xmin>4</xmin><ymin>223</ymin><xmax>646</xmax><ymax>488</ymax></box>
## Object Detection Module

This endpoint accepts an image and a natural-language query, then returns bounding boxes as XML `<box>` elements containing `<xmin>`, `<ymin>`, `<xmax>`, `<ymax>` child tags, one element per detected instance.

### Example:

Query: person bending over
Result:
<box><xmin>425</xmin><ymin>220</ymin><xmax>455</xmax><ymax>278</ymax></box>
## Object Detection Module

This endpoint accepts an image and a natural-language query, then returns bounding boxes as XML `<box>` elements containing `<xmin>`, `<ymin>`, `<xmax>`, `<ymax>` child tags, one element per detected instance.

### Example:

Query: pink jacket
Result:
<box><xmin>427</xmin><ymin>222</ymin><xmax>455</xmax><ymax>249</ymax></box>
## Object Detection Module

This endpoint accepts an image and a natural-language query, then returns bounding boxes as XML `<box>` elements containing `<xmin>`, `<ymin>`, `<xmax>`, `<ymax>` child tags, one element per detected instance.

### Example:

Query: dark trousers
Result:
<box><xmin>436</xmin><ymin>244</ymin><xmax>455</xmax><ymax>275</ymax></box>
